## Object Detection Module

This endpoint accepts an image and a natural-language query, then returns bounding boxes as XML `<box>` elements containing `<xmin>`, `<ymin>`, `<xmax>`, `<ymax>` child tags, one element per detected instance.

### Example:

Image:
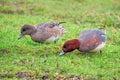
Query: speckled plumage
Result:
<box><xmin>18</xmin><ymin>22</ymin><xmax>66</xmax><ymax>43</ymax></box>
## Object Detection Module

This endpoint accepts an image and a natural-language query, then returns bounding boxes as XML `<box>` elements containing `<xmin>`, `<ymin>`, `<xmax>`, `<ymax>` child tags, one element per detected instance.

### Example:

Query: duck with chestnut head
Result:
<box><xmin>59</xmin><ymin>29</ymin><xmax>106</xmax><ymax>56</ymax></box>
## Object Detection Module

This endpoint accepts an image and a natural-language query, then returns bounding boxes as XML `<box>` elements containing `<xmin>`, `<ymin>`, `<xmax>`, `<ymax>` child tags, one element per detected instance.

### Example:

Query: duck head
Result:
<box><xmin>18</xmin><ymin>24</ymin><xmax>36</xmax><ymax>39</ymax></box>
<box><xmin>59</xmin><ymin>39</ymin><xmax>80</xmax><ymax>56</ymax></box>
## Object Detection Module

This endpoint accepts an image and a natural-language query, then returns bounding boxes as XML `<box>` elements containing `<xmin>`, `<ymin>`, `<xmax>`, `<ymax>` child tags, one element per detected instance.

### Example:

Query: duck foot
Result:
<box><xmin>100</xmin><ymin>50</ymin><xmax>102</xmax><ymax>53</ymax></box>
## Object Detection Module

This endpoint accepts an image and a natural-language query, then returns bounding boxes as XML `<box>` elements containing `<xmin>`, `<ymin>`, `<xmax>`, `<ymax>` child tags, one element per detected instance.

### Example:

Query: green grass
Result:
<box><xmin>0</xmin><ymin>0</ymin><xmax>120</xmax><ymax>80</ymax></box>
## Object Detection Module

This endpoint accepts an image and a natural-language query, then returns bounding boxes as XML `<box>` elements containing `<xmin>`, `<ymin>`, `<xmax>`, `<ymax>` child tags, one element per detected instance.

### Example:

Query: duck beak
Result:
<box><xmin>18</xmin><ymin>33</ymin><xmax>24</xmax><ymax>40</ymax></box>
<box><xmin>59</xmin><ymin>50</ymin><xmax>66</xmax><ymax>56</ymax></box>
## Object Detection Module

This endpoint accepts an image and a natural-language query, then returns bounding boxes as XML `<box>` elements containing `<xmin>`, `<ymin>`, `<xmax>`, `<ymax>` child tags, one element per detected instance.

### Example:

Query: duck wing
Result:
<box><xmin>37</xmin><ymin>22</ymin><xmax>66</xmax><ymax>34</ymax></box>
<box><xmin>78</xmin><ymin>29</ymin><xmax>106</xmax><ymax>52</ymax></box>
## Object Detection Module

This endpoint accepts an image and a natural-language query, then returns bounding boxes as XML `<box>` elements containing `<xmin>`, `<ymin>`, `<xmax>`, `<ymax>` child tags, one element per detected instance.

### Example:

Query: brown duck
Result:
<box><xmin>18</xmin><ymin>22</ymin><xmax>66</xmax><ymax>43</ymax></box>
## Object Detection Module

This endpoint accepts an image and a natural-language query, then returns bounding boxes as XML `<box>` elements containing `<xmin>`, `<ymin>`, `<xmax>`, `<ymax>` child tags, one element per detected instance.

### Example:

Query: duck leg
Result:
<box><xmin>100</xmin><ymin>50</ymin><xmax>102</xmax><ymax>53</ymax></box>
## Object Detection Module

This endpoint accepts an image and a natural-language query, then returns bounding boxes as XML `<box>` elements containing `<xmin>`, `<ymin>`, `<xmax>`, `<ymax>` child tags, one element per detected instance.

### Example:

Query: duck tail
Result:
<box><xmin>58</xmin><ymin>22</ymin><xmax>66</xmax><ymax>25</ymax></box>
<box><xmin>98</xmin><ymin>27</ymin><xmax>106</xmax><ymax>34</ymax></box>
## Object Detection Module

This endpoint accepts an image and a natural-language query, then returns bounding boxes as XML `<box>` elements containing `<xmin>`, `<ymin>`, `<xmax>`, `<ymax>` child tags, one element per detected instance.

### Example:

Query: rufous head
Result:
<box><xmin>59</xmin><ymin>39</ymin><xmax>80</xmax><ymax>56</ymax></box>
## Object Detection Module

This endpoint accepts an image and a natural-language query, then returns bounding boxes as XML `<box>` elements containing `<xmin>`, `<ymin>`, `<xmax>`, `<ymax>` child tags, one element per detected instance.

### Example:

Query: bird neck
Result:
<box><xmin>30</xmin><ymin>27</ymin><xmax>37</xmax><ymax>35</ymax></box>
<box><xmin>71</xmin><ymin>39</ymin><xmax>80</xmax><ymax>50</ymax></box>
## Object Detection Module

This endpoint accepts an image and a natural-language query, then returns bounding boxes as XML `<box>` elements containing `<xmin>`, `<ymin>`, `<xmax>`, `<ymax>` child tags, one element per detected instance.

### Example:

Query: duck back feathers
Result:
<box><xmin>78</xmin><ymin>29</ymin><xmax>106</xmax><ymax>52</ymax></box>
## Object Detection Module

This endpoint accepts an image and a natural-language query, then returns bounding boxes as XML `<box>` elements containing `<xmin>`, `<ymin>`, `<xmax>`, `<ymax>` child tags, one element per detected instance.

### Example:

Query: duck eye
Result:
<box><xmin>22</xmin><ymin>28</ymin><xmax>28</xmax><ymax>32</ymax></box>
<box><xmin>22</xmin><ymin>29</ymin><xmax>26</xmax><ymax>31</ymax></box>
<box><xmin>63</xmin><ymin>44</ymin><xmax>69</xmax><ymax>48</ymax></box>
<box><xmin>64</xmin><ymin>45</ymin><xmax>67</xmax><ymax>48</ymax></box>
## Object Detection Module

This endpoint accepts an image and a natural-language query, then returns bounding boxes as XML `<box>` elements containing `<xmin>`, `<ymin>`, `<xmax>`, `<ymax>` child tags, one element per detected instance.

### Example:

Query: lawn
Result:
<box><xmin>0</xmin><ymin>0</ymin><xmax>120</xmax><ymax>80</ymax></box>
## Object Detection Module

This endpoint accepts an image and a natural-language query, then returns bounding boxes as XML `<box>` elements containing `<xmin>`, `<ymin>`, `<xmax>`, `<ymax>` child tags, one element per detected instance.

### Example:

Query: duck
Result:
<box><xmin>59</xmin><ymin>29</ymin><xmax>106</xmax><ymax>56</ymax></box>
<box><xmin>18</xmin><ymin>22</ymin><xmax>66</xmax><ymax>43</ymax></box>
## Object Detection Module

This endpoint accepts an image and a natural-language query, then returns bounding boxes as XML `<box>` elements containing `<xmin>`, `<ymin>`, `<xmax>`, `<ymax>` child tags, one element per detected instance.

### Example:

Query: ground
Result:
<box><xmin>0</xmin><ymin>0</ymin><xmax>120</xmax><ymax>80</ymax></box>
